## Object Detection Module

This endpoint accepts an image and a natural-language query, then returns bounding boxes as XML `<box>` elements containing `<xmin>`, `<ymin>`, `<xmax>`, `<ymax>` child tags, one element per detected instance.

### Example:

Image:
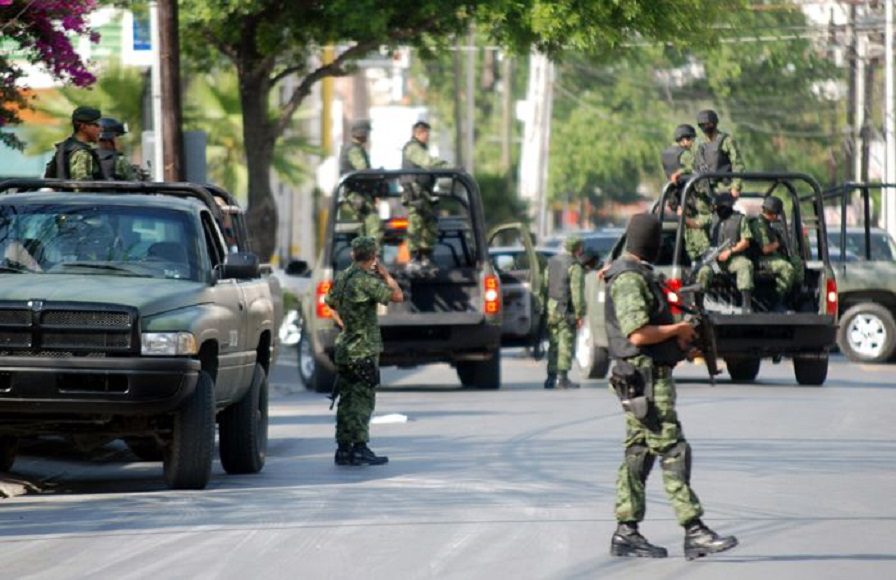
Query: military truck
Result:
<box><xmin>578</xmin><ymin>172</ymin><xmax>838</xmax><ymax>385</ymax></box>
<box><xmin>0</xmin><ymin>179</ymin><xmax>278</xmax><ymax>490</ymax></box>
<box><xmin>298</xmin><ymin>169</ymin><xmax>542</xmax><ymax>391</ymax></box>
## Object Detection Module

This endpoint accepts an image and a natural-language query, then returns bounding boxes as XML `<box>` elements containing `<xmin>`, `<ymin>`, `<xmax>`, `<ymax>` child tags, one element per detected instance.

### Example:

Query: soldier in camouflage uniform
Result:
<box><xmin>694</xmin><ymin>109</ymin><xmax>745</xmax><ymax>198</ymax></box>
<box><xmin>605</xmin><ymin>213</ymin><xmax>738</xmax><ymax>560</ymax></box>
<box><xmin>44</xmin><ymin>106</ymin><xmax>105</xmax><ymax>180</ymax></box>
<box><xmin>696</xmin><ymin>192</ymin><xmax>755</xmax><ymax>313</ymax></box>
<box><xmin>543</xmin><ymin>235</ymin><xmax>586</xmax><ymax>389</ymax></box>
<box><xmin>325</xmin><ymin>236</ymin><xmax>404</xmax><ymax>466</ymax></box>
<box><xmin>97</xmin><ymin>118</ymin><xmax>136</xmax><ymax>180</ymax></box>
<box><xmin>753</xmin><ymin>196</ymin><xmax>796</xmax><ymax>311</ymax></box>
<box><xmin>662</xmin><ymin>124</ymin><xmax>712</xmax><ymax>260</ymax></box>
<box><xmin>339</xmin><ymin>120</ymin><xmax>381</xmax><ymax>244</ymax></box>
<box><xmin>401</xmin><ymin>121</ymin><xmax>448</xmax><ymax>273</ymax></box>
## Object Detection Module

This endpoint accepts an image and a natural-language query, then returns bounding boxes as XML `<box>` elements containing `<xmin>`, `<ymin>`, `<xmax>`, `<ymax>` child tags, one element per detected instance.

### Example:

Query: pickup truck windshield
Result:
<box><xmin>0</xmin><ymin>203</ymin><xmax>201</xmax><ymax>281</ymax></box>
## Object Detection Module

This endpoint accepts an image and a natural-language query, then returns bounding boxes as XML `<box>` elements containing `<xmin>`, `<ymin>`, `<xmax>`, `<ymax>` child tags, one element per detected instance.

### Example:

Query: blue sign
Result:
<box><xmin>133</xmin><ymin>15</ymin><xmax>151</xmax><ymax>51</ymax></box>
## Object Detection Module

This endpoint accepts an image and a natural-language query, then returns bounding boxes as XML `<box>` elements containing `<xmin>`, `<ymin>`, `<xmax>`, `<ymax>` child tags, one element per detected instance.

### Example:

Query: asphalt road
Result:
<box><xmin>1</xmin><ymin>350</ymin><xmax>895</xmax><ymax>579</ymax></box>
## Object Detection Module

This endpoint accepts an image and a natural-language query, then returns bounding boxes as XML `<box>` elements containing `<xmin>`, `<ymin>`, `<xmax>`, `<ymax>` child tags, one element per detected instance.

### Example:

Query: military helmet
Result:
<box><xmin>762</xmin><ymin>196</ymin><xmax>784</xmax><ymax>215</ymax></box>
<box><xmin>674</xmin><ymin>124</ymin><xmax>697</xmax><ymax>142</ymax></box>
<box><xmin>714</xmin><ymin>191</ymin><xmax>736</xmax><ymax>208</ymax></box>
<box><xmin>564</xmin><ymin>235</ymin><xmax>583</xmax><ymax>252</ymax></box>
<box><xmin>98</xmin><ymin>117</ymin><xmax>127</xmax><ymax>141</ymax></box>
<box><xmin>697</xmin><ymin>109</ymin><xmax>719</xmax><ymax>126</ymax></box>
<box><xmin>351</xmin><ymin>119</ymin><xmax>371</xmax><ymax>138</ymax></box>
<box><xmin>72</xmin><ymin>106</ymin><xmax>102</xmax><ymax>124</ymax></box>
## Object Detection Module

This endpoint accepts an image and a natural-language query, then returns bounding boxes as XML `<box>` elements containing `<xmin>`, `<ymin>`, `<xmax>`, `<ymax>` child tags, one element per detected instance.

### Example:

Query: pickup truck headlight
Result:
<box><xmin>141</xmin><ymin>332</ymin><xmax>198</xmax><ymax>356</ymax></box>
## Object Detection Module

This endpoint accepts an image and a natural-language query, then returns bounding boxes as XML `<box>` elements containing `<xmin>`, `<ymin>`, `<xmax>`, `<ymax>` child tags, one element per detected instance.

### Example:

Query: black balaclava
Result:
<box><xmin>625</xmin><ymin>213</ymin><xmax>662</xmax><ymax>262</ymax></box>
<box><xmin>714</xmin><ymin>192</ymin><xmax>735</xmax><ymax>220</ymax></box>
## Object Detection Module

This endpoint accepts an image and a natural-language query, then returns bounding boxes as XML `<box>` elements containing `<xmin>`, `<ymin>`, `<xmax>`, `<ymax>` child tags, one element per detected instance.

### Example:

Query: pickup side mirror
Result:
<box><xmin>286</xmin><ymin>259</ymin><xmax>310</xmax><ymax>277</ymax></box>
<box><xmin>220</xmin><ymin>251</ymin><xmax>260</xmax><ymax>279</ymax></box>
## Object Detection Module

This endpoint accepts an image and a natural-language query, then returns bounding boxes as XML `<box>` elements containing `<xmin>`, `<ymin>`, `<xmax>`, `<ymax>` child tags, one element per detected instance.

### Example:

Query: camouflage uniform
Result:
<box><xmin>753</xmin><ymin>215</ymin><xmax>795</xmax><ymax>298</ymax></box>
<box><xmin>68</xmin><ymin>147</ymin><xmax>103</xmax><ymax>180</ymax></box>
<box><xmin>684</xmin><ymin>186</ymin><xmax>713</xmax><ymax>261</ymax></box>
<box><xmin>545</xmin><ymin>241</ymin><xmax>585</xmax><ymax>375</ymax></box>
<box><xmin>696</xmin><ymin>214</ymin><xmax>754</xmax><ymax>291</ymax></box>
<box><xmin>607</xmin><ymin>262</ymin><xmax>703</xmax><ymax>526</ymax></box>
<box><xmin>339</xmin><ymin>140</ymin><xmax>381</xmax><ymax>244</ymax></box>
<box><xmin>324</xmin><ymin>257</ymin><xmax>393</xmax><ymax>447</ymax></box>
<box><xmin>696</xmin><ymin>132</ymin><xmax>745</xmax><ymax>194</ymax></box>
<box><xmin>401</xmin><ymin>137</ymin><xmax>447</xmax><ymax>255</ymax></box>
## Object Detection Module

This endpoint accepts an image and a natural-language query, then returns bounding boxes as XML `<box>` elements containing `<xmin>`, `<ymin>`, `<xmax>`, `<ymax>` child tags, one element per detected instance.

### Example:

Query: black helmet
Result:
<box><xmin>762</xmin><ymin>196</ymin><xmax>784</xmax><ymax>215</ymax></box>
<box><xmin>697</xmin><ymin>109</ymin><xmax>719</xmax><ymax>126</ymax></box>
<box><xmin>350</xmin><ymin>119</ymin><xmax>371</xmax><ymax>138</ymax></box>
<box><xmin>674</xmin><ymin>124</ymin><xmax>696</xmax><ymax>142</ymax></box>
<box><xmin>98</xmin><ymin>117</ymin><xmax>127</xmax><ymax>141</ymax></box>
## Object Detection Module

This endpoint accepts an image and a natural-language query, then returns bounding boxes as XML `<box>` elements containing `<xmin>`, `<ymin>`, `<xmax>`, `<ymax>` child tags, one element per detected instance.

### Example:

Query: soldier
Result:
<box><xmin>44</xmin><ymin>106</ymin><xmax>105</xmax><ymax>180</ymax></box>
<box><xmin>663</xmin><ymin>124</ymin><xmax>712</xmax><ymax>260</ymax></box>
<box><xmin>604</xmin><ymin>212</ymin><xmax>738</xmax><ymax>560</ymax></box>
<box><xmin>694</xmin><ymin>109</ymin><xmax>745</xmax><ymax>197</ymax></box>
<box><xmin>325</xmin><ymin>236</ymin><xmax>404</xmax><ymax>466</ymax></box>
<box><xmin>696</xmin><ymin>192</ymin><xmax>755</xmax><ymax>313</ymax></box>
<box><xmin>543</xmin><ymin>236</ymin><xmax>586</xmax><ymax>390</ymax></box>
<box><xmin>401</xmin><ymin>120</ymin><xmax>448</xmax><ymax>273</ymax></box>
<box><xmin>339</xmin><ymin>119</ymin><xmax>381</xmax><ymax>244</ymax></box>
<box><xmin>97</xmin><ymin>118</ymin><xmax>136</xmax><ymax>180</ymax></box>
<box><xmin>753</xmin><ymin>196</ymin><xmax>796</xmax><ymax>311</ymax></box>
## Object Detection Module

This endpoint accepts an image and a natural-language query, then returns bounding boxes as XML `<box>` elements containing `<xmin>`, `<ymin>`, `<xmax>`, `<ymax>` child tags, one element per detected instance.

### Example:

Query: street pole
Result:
<box><xmin>886</xmin><ymin>0</ymin><xmax>896</xmax><ymax>234</ymax></box>
<box><xmin>465</xmin><ymin>27</ymin><xmax>476</xmax><ymax>175</ymax></box>
<box><xmin>149</xmin><ymin>1</ymin><xmax>163</xmax><ymax>182</ymax></box>
<box><xmin>158</xmin><ymin>0</ymin><xmax>183</xmax><ymax>181</ymax></box>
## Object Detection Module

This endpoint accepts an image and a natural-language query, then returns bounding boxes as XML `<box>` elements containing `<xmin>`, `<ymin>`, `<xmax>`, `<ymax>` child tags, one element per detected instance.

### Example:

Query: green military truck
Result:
<box><xmin>297</xmin><ymin>169</ymin><xmax>543</xmax><ymax>391</ymax></box>
<box><xmin>578</xmin><ymin>172</ymin><xmax>838</xmax><ymax>385</ymax></box>
<box><xmin>0</xmin><ymin>179</ymin><xmax>279</xmax><ymax>490</ymax></box>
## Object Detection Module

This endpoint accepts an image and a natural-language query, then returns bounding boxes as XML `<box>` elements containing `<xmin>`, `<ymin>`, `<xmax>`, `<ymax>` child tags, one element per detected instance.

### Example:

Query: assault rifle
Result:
<box><xmin>690</xmin><ymin>239</ymin><xmax>733</xmax><ymax>278</ymax></box>
<box><xmin>676</xmin><ymin>283</ymin><xmax>722</xmax><ymax>386</ymax></box>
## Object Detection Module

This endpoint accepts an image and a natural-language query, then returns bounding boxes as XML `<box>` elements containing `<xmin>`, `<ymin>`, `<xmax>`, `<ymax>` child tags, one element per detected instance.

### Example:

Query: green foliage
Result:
<box><xmin>476</xmin><ymin>172</ymin><xmax>528</xmax><ymax>230</ymax></box>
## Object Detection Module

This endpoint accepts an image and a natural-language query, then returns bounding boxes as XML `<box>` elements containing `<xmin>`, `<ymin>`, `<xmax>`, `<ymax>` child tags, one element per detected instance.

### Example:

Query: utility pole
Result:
<box><xmin>854</xmin><ymin>31</ymin><xmax>866</xmax><ymax>181</ymax></box>
<box><xmin>158</xmin><ymin>0</ymin><xmax>183</xmax><ymax>181</ymax></box>
<box><xmin>452</xmin><ymin>38</ymin><xmax>464</xmax><ymax>167</ymax></box>
<box><xmin>885</xmin><ymin>0</ymin><xmax>896</xmax><ymax>235</ymax></box>
<box><xmin>149</xmin><ymin>1</ymin><xmax>163</xmax><ymax>181</ymax></box>
<box><xmin>500</xmin><ymin>53</ymin><xmax>513</xmax><ymax>188</ymax></box>
<box><xmin>846</xmin><ymin>2</ymin><xmax>858</xmax><ymax>181</ymax></box>
<box><xmin>519</xmin><ymin>52</ymin><xmax>555</xmax><ymax>240</ymax></box>
<box><xmin>464</xmin><ymin>27</ymin><xmax>476</xmax><ymax>175</ymax></box>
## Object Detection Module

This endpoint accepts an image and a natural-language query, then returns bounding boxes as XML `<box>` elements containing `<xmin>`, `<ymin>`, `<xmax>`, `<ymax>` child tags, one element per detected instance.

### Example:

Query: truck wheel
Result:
<box><xmin>837</xmin><ymin>303</ymin><xmax>896</xmax><ymax>363</ymax></box>
<box><xmin>297</xmin><ymin>322</ymin><xmax>336</xmax><ymax>393</ymax></box>
<box><xmin>125</xmin><ymin>437</ymin><xmax>163</xmax><ymax>461</ymax></box>
<box><xmin>793</xmin><ymin>352</ymin><xmax>828</xmax><ymax>386</ymax></box>
<box><xmin>219</xmin><ymin>363</ymin><xmax>269</xmax><ymax>474</ymax></box>
<box><xmin>575</xmin><ymin>325</ymin><xmax>609</xmax><ymax>379</ymax></box>
<box><xmin>0</xmin><ymin>436</ymin><xmax>17</xmax><ymax>472</ymax></box>
<box><xmin>725</xmin><ymin>357</ymin><xmax>761</xmax><ymax>383</ymax></box>
<box><xmin>456</xmin><ymin>351</ymin><xmax>501</xmax><ymax>389</ymax></box>
<box><xmin>163</xmin><ymin>371</ymin><xmax>215</xmax><ymax>490</ymax></box>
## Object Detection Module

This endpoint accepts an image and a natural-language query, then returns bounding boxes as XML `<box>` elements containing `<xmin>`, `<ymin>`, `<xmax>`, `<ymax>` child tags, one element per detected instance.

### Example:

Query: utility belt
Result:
<box><xmin>609</xmin><ymin>359</ymin><xmax>671</xmax><ymax>420</ymax></box>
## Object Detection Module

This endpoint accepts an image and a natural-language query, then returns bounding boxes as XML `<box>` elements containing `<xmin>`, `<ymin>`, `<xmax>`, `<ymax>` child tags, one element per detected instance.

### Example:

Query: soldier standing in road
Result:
<box><xmin>339</xmin><ymin>120</ymin><xmax>381</xmax><ymax>245</ymax></box>
<box><xmin>325</xmin><ymin>236</ymin><xmax>404</xmax><ymax>466</ymax></box>
<box><xmin>696</xmin><ymin>192</ymin><xmax>755</xmax><ymax>313</ymax></box>
<box><xmin>401</xmin><ymin>121</ymin><xmax>448</xmax><ymax>273</ymax></box>
<box><xmin>604</xmin><ymin>213</ymin><xmax>738</xmax><ymax>560</ymax></box>
<box><xmin>543</xmin><ymin>236</ymin><xmax>586</xmax><ymax>389</ymax></box>
<box><xmin>694</xmin><ymin>109</ymin><xmax>745</xmax><ymax>197</ymax></box>
<box><xmin>44</xmin><ymin>106</ymin><xmax>105</xmax><ymax>180</ymax></box>
<box><xmin>663</xmin><ymin>124</ymin><xmax>712</xmax><ymax>261</ymax></box>
<box><xmin>753</xmin><ymin>196</ymin><xmax>796</xmax><ymax>311</ymax></box>
<box><xmin>97</xmin><ymin>117</ymin><xmax>136</xmax><ymax>180</ymax></box>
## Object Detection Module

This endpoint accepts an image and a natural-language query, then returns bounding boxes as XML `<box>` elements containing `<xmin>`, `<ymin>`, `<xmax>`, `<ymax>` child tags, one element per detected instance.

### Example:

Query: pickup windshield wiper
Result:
<box><xmin>54</xmin><ymin>262</ymin><xmax>143</xmax><ymax>276</ymax></box>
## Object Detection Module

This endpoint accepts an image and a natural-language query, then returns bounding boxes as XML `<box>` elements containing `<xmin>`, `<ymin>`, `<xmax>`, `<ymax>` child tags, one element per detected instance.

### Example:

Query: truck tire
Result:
<box><xmin>575</xmin><ymin>325</ymin><xmax>609</xmax><ymax>379</ymax></box>
<box><xmin>163</xmin><ymin>371</ymin><xmax>215</xmax><ymax>490</ymax></box>
<box><xmin>297</xmin><ymin>322</ymin><xmax>336</xmax><ymax>393</ymax></box>
<box><xmin>837</xmin><ymin>303</ymin><xmax>896</xmax><ymax>363</ymax></box>
<box><xmin>456</xmin><ymin>351</ymin><xmax>501</xmax><ymax>389</ymax></box>
<box><xmin>219</xmin><ymin>363</ymin><xmax>269</xmax><ymax>474</ymax></box>
<box><xmin>793</xmin><ymin>352</ymin><xmax>828</xmax><ymax>386</ymax></box>
<box><xmin>125</xmin><ymin>437</ymin><xmax>163</xmax><ymax>461</ymax></box>
<box><xmin>0</xmin><ymin>436</ymin><xmax>17</xmax><ymax>472</ymax></box>
<box><xmin>725</xmin><ymin>357</ymin><xmax>761</xmax><ymax>383</ymax></box>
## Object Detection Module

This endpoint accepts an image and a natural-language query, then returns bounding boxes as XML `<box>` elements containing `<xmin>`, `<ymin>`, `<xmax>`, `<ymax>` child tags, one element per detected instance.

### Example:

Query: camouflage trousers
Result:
<box><xmin>757</xmin><ymin>255</ymin><xmax>795</xmax><ymax>297</ymax></box>
<box><xmin>547</xmin><ymin>315</ymin><xmax>575</xmax><ymax>373</ymax></box>
<box><xmin>613</xmin><ymin>356</ymin><xmax>704</xmax><ymax>526</ymax></box>
<box><xmin>407</xmin><ymin>203</ymin><xmax>437</xmax><ymax>254</ymax></box>
<box><xmin>697</xmin><ymin>255</ymin><xmax>754</xmax><ymax>291</ymax></box>
<box><xmin>684</xmin><ymin>226</ymin><xmax>710</xmax><ymax>262</ymax></box>
<box><xmin>334</xmin><ymin>357</ymin><xmax>379</xmax><ymax>446</ymax></box>
<box><xmin>339</xmin><ymin>197</ymin><xmax>382</xmax><ymax>246</ymax></box>
<box><xmin>790</xmin><ymin>255</ymin><xmax>805</xmax><ymax>287</ymax></box>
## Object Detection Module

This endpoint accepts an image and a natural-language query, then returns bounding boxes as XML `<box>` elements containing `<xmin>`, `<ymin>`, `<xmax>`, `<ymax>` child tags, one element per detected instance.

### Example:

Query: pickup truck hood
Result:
<box><xmin>0</xmin><ymin>274</ymin><xmax>210</xmax><ymax>316</ymax></box>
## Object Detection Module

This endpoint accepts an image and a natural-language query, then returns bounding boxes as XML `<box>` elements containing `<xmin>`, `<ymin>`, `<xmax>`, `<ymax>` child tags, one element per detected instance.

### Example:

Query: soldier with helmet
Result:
<box><xmin>694</xmin><ymin>109</ymin><xmax>745</xmax><ymax>198</ymax></box>
<box><xmin>97</xmin><ymin>117</ymin><xmax>136</xmax><ymax>181</ymax></box>
<box><xmin>753</xmin><ymin>196</ymin><xmax>796</xmax><ymax>311</ymax></box>
<box><xmin>44</xmin><ymin>106</ymin><xmax>105</xmax><ymax>180</ymax></box>
<box><xmin>339</xmin><ymin>119</ymin><xmax>381</xmax><ymax>244</ymax></box>
<box><xmin>401</xmin><ymin>120</ymin><xmax>449</xmax><ymax>274</ymax></box>
<box><xmin>543</xmin><ymin>235</ymin><xmax>586</xmax><ymax>389</ymax></box>
<box><xmin>663</xmin><ymin>124</ymin><xmax>712</xmax><ymax>260</ymax></box>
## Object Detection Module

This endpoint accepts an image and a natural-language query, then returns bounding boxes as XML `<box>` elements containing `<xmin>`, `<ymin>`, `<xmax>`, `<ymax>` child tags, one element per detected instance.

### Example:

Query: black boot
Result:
<box><xmin>683</xmin><ymin>519</ymin><xmax>738</xmax><ymax>560</ymax></box>
<box><xmin>352</xmin><ymin>442</ymin><xmax>389</xmax><ymax>465</ymax></box>
<box><xmin>544</xmin><ymin>373</ymin><xmax>557</xmax><ymax>389</ymax></box>
<box><xmin>610</xmin><ymin>522</ymin><xmax>668</xmax><ymax>558</ymax></box>
<box><xmin>334</xmin><ymin>443</ymin><xmax>353</xmax><ymax>466</ymax></box>
<box><xmin>556</xmin><ymin>371</ymin><xmax>580</xmax><ymax>389</ymax></box>
<box><xmin>740</xmin><ymin>290</ymin><xmax>752</xmax><ymax>314</ymax></box>
<box><xmin>419</xmin><ymin>250</ymin><xmax>437</xmax><ymax>275</ymax></box>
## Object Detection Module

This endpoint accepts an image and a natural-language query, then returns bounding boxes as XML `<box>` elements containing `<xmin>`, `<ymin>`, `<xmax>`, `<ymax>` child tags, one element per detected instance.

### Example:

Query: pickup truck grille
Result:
<box><xmin>0</xmin><ymin>301</ymin><xmax>138</xmax><ymax>355</ymax></box>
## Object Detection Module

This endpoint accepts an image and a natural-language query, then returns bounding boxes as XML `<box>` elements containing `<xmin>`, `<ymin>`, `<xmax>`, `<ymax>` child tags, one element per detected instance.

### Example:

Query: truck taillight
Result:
<box><xmin>663</xmin><ymin>277</ymin><xmax>683</xmax><ymax>315</ymax></box>
<box><xmin>825</xmin><ymin>277</ymin><xmax>838</xmax><ymax>316</ymax></box>
<box><xmin>484</xmin><ymin>274</ymin><xmax>501</xmax><ymax>315</ymax></box>
<box><xmin>316</xmin><ymin>280</ymin><xmax>333</xmax><ymax>318</ymax></box>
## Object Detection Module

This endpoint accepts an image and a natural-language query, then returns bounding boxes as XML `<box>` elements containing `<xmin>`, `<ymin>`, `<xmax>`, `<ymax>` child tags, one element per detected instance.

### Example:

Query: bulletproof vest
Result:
<box><xmin>96</xmin><ymin>149</ymin><xmax>121</xmax><ymax>180</ymax></box>
<box><xmin>696</xmin><ymin>132</ymin><xmax>731</xmax><ymax>174</ymax></box>
<box><xmin>710</xmin><ymin>212</ymin><xmax>744</xmax><ymax>247</ymax></box>
<box><xmin>604</xmin><ymin>258</ymin><xmax>682</xmax><ymax>364</ymax></box>
<box><xmin>661</xmin><ymin>145</ymin><xmax>686</xmax><ymax>180</ymax></box>
<box><xmin>766</xmin><ymin>218</ymin><xmax>791</xmax><ymax>256</ymax></box>
<box><xmin>547</xmin><ymin>253</ymin><xmax>575</xmax><ymax>312</ymax></box>
<box><xmin>44</xmin><ymin>137</ymin><xmax>106</xmax><ymax>179</ymax></box>
<box><xmin>401</xmin><ymin>139</ymin><xmax>435</xmax><ymax>189</ymax></box>
<box><xmin>339</xmin><ymin>142</ymin><xmax>370</xmax><ymax>176</ymax></box>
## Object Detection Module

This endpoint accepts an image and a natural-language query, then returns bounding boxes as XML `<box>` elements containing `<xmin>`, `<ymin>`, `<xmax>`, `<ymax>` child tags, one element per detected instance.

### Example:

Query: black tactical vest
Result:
<box><xmin>696</xmin><ymin>132</ymin><xmax>731</xmax><ymax>174</ymax></box>
<box><xmin>97</xmin><ymin>149</ymin><xmax>123</xmax><ymax>180</ymax></box>
<box><xmin>604</xmin><ymin>258</ymin><xmax>683</xmax><ymax>364</ymax></box>
<box><xmin>547</xmin><ymin>253</ymin><xmax>575</xmax><ymax>312</ymax></box>
<box><xmin>764</xmin><ymin>217</ymin><xmax>791</xmax><ymax>257</ymax></box>
<box><xmin>710</xmin><ymin>212</ymin><xmax>744</xmax><ymax>247</ymax></box>
<box><xmin>339</xmin><ymin>142</ymin><xmax>370</xmax><ymax>176</ymax></box>
<box><xmin>661</xmin><ymin>145</ymin><xmax>686</xmax><ymax>180</ymax></box>
<box><xmin>44</xmin><ymin>137</ymin><xmax>106</xmax><ymax>180</ymax></box>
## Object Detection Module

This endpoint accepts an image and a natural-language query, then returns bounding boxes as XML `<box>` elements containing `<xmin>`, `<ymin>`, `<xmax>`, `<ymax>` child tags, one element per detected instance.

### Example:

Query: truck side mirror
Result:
<box><xmin>286</xmin><ymin>259</ymin><xmax>309</xmax><ymax>277</ymax></box>
<box><xmin>220</xmin><ymin>251</ymin><xmax>260</xmax><ymax>279</ymax></box>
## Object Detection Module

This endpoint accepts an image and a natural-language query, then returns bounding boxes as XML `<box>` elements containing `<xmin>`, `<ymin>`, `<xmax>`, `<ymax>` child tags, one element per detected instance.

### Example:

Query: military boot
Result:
<box><xmin>556</xmin><ymin>371</ymin><xmax>580</xmax><ymax>389</ymax></box>
<box><xmin>740</xmin><ymin>290</ymin><xmax>753</xmax><ymax>314</ymax></box>
<box><xmin>334</xmin><ymin>443</ymin><xmax>353</xmax><ymax>466</ymax></box>
<box><xmin>352</xmin><ymin>442</ymin><xmax>389</xmax><ymax>466</ymax></box>
<box><xmin>683</xmin><ymin>519</ymin><xmax>738</xmax><ymax>560</ymax></box>
<box><xmin>544</xmin><ymin>373</ymin><xmax>557</xmax><ymax>389</ymax></box>
<box><xmin>610</xmin><ymin>522</ymin><xmax>668</xmax><ymax>558</ymax></box>
<box><xmin>419</xmin><ymin>250</ymin><xmax>437</xmax><ymax>276</ymax></box>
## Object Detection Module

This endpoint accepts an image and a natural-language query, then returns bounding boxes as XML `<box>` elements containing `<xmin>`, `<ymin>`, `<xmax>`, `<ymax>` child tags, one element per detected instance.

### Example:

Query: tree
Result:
<box><xmin>181</xmin><ymin>0</ymin><xmax>741</xmax><ymax>260</ymax></box>
<box><xmin>0</xmin><ymin>0</ymin><xmax>99</xmax><ymax>149</ymax></box>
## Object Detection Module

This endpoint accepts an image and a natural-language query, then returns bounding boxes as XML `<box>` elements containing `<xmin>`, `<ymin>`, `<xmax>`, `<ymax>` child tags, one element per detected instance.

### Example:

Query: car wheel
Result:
<box><xmin>837</xmin><ymin>303</ymin><xmax>896</xmax><ymax>363</ymax></box>
<box><xmin>219</xmin><ymin>363</ymin><xmax>269</xmax><ymax>474</ymax></box>
<box><xmin>0</xmin><ymin>436</ymin><xmax>17</xmax><ymax>472</ymax></box>
<box><xmin>297</xmin><ymin>322</ymin><xmax>335</xmax><ymax>393</ymax></box>
<box><xmin>575</xmin><ymin>325</ymin><xmax>609</xmax><ymax>379</ymax></box>
<box><xmin>124</xmin><ymin>437</ymin><xmax>164</xmax><ymax>462</ymax></box>
<box><xmin>725</xmin><ymin>357</ymin><xmax>761</xmax><ymax>383</ymax></box>
<box><xmin>456</xmin><ymin>350</ymin><xmax>501</xmax><ymax>389</ymax></box>
<box><xmin>163</xmin><ymin>371</ymin><xmax>215</xmax><ymax>490</ymax></box>
<box><xmin>793</xmin><ymin>352</ymin><xmax>828</xmax><ymax>386</ymax></box>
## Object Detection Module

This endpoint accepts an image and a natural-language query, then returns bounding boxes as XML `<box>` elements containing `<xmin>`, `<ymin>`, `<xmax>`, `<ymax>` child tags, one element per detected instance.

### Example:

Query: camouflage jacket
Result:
<box><xmin>324</xmin><ymin>263</ymin><xmax>393</xmax><ymax>364</ymax></box>
<box><xmin>69</xmin><ymin>147</ymin><xmax>103</xmax><ymax>181</ymax></box>
<box><xmin>543</xmin><ymin>260</ymin><xmax>585</xmax><ymax>321</ymax></box>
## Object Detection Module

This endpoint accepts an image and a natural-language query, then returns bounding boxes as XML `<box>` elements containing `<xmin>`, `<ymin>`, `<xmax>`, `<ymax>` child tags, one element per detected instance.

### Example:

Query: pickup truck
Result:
<box><xmin>297</xmin><ymin>169</ymin><xmax>543</xmax><ymax>391</ymax></box>
<box><xmin>0</xmin><ymin>179</ymin><xmax>279</xmax><ymax>490</ymax></box>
